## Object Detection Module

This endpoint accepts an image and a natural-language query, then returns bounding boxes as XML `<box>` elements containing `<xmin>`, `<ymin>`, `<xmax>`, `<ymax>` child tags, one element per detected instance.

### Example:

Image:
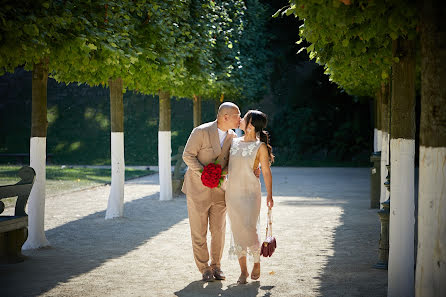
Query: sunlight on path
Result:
<box><xmin>1</xmin><ymin>168</ymin><xmax>387</xmax><ymax>297</ymax></box>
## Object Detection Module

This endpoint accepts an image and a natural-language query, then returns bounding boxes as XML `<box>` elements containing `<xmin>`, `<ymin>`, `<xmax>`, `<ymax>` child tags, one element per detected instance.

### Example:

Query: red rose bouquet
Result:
<box><xmin>201</xmin><ymin>161</ymin><xmax>225</xmax><ymax>188</ymax></box>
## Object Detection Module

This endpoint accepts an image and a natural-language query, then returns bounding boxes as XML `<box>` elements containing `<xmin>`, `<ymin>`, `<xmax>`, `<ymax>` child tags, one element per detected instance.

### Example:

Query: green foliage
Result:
<box><xmin>0</xmin><ymin>0</ymin><xmax>76</xmax><ymax>73</ymax></box>
<box><xmin>233</xmin><ymin>0</ymin><xmax>272</xmax><ymax>102</ymax></box>
<box><xmin>50</xmin><ymin>1</ymin><xmax>141</xmax><ymax>87</ymax></box>
<box><xmin>0</xmin><ymin>0</ymin><xmax>373</xmax><ymax>167</ymax></box>
<box><xmin>174</xmin><ymin>0</ymin><xmax>215</xmax><ymax>97</ymax></box>
<box><xmin>49</xmin><ymin>0</ymin><xmax>191</xmax><ymax>93</ymax></box>
<box><xmin>278</xmin><ymin>0</ymin><xmax>417</xmax><ymax>96</ymax></box>
<box><xmin>201</xmin><ymin>0</ymin><xmax>272</xmax><ymax>102</ymax></box>
<box><xmin>0</xmin><ymin>1</ymin><xmax>201</xmax><ymax>96</ymax></box>
<box><xmin>1</xmin><ymin>0</ymin><xmax>272</xmax><ymax>102</ymax></box>
<box><xmin>130</xmin><ymin>0</ymin><xmax>198</xmax><ymax>95</ymax></box>
<box><xmin>202</xmin><ymin>0</ymin><xmax>246</xmax><ymax>99</ymax></box>
<box><xmin>0</xmin><ymin>0</ymin><xmax>144</xmax><ymax>85</ymax></box>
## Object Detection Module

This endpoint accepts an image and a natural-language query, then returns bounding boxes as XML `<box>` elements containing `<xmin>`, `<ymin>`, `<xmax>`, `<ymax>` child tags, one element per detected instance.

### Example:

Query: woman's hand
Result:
<box><xmin>253</xmin><ymin>167</ymin><xmax>261</xmax><ymax>178</ymax></box>
<box><xmin>267</xmin><ymin>195</ymin><xmax>274</xmax><ymax>209</ymax></box>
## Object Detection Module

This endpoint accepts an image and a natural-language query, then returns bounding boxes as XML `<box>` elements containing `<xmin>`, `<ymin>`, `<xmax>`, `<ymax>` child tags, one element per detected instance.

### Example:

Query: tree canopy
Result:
<box><xmin>277</xmin><ymin>0</ymin><xmax>417</xmax><ymax>96</ymax></box>
<box><xmin>1</xmin><ymin>0</ymin><xmax>271</xmax><ymax>101</ymax></box>
<box><xmin>0</xmin><ymin>0</ymin><xmax>76</xmax><ymax>73</ymax></box>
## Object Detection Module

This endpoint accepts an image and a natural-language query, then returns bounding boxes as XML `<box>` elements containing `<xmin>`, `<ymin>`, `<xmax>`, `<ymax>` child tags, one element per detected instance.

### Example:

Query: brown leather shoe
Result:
<box><xmin>237</xmin><ymin>273</ymin><xmax>249</xmax><ymax>284</ymax></box>
<box><xmin>213</xmin><ymin>268</ymin><xmax>226</xmax><ymax>280</ymax></box>
<box><xmin>202</xmin><ymin>269</ymin><xmax>215</xmax><ymax>282</ymax></box>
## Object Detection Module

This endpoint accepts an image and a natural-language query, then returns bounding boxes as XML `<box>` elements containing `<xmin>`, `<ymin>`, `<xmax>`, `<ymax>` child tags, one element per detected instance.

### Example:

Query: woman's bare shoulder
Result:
<box><xmin>258</xmin><ymin>142</ymin><xmax>268</xmax><ymax>154</ymax></box>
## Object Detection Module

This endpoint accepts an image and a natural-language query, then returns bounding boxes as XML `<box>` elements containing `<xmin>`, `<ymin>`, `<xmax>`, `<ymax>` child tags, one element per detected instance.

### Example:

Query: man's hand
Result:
<box><xmin>254</xmin><ymin>167</ymin><xmax>261</xmax><ymax>178</ymax></box>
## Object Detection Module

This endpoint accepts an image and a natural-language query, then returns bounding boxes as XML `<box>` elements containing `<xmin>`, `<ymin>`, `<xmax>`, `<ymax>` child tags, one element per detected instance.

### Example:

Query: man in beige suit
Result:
<box><xmin>182</xmin><ymin>102</ymin><xmax>241</xmax><ymax>281</ymax></box>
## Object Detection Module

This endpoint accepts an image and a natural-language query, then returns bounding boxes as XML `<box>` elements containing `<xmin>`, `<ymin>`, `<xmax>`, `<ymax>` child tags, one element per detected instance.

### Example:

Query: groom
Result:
<box><xmin>182</xmin><ymin>102</ymin><xmax>241</xmax><ymax>281</ymax></box>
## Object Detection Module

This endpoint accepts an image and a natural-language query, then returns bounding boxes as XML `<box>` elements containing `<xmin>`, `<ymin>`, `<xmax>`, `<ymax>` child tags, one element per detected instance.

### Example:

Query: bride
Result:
<box><xmin>225</xmin><ymin>110</ymin><xmax>274</xmax><ymax>284</ymax></box>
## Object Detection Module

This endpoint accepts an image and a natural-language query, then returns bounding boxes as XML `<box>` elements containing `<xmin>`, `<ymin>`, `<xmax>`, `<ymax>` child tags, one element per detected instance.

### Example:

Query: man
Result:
<box><xmin>182</xmin><ymin>102</ymin><xmax>241</xmax><ymax>282</ymax></box>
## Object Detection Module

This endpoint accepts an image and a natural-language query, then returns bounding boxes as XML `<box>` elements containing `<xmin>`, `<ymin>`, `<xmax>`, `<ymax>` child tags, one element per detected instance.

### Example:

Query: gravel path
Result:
<box><xmin>0</xmin><ymin>167</ymin><xmax>387</xmax><ymax>297</ymax></box>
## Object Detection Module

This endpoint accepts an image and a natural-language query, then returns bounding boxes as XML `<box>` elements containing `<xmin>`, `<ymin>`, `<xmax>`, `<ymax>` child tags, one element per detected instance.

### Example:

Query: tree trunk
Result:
<box><xmin>388</xmin><ymin>37</ymin><xmax>416</xmax><ymax>297</ymax></box>
<box><xmin>373</xmin><ymin>93</ymin><xmax>378</xmax><ymax>152</ymax></box>
<box><xmin>375</xmin><ymin>88</ymin><xmax>383</xmax><ymax>153</ymax></box>
<box><xmin>375</xmin><ymin>87</ymin><xmax>386</xmax><ymax>205</ymax></box>
<box><xmin>193</xmin><ymin>94</ymin><xmax>202</xmax><ymax>128</ymax></box>
<box><xmin>215</xmin><ymin>93</ymin><xmax>225</xmax><ymax>118</ymax></box>
<box><xmin>23</xmin><ymin>59</ymin><xmax>50</xmax><ymax>250</ymax></box>
<box><xmin>380</xmin><ymin>82</ymin><xmax>391</xmax><ymax>204</ymax></box>
<box><xmin>416</xmin><ymin>1</ymin><xmax>446</xmax><ymax>296</ymax></box>
<box><xmin>214</xmin><ymin>99</ymin><xmax>219</xmax><ymax>118</ymax></box>
<box><xmin>105</xmin><ymin>77</ymin><xmax>125</xmax><ymax>219</ymax></box>
<box><xmin>159</xmin><ymin>90</ymin><xmax>172</xmax><ymax>201</ymax></box>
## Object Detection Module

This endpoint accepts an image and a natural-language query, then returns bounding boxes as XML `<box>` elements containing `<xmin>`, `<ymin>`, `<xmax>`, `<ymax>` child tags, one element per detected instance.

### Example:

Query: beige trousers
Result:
<box><xmin>186</xmin><ymin>192</ymin><xmax>226</xmax><ymax>273</ymax></box>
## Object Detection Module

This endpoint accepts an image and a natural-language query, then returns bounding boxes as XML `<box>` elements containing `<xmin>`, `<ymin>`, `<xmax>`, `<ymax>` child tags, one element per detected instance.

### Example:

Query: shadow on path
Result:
<box><xmin>0</xmin><ymin>192</ymin><xmax>187</xmax><ymax>297</ymax></box>
<box><xmin>313</xmin><ymin>168</ymin><xmax>418</xmax><ymax>297</ymax></box>
<box><xmin>278</xmin><ymin>168</ymin><xmax>388</xmax><ymax>297</ymax></box>
<box><xmin>316</xmin><ymin>199</ymin><xmax>387</xmax><ymax>297</ymax></box>
<box><xmin>175</xmin><ymin>280</ymin><xmax>275</xmax><ymax>297</ymax></box>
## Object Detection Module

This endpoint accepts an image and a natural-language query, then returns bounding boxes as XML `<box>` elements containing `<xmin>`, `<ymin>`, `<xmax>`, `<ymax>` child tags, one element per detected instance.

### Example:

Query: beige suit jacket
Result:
<box><xmin>182</xmin><ymin>120</ymin><xmax>236</xmax><ymax>201</ymax></box>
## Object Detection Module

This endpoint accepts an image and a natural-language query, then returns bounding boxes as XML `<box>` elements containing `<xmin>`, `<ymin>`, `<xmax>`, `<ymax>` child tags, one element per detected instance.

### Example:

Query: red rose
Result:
<box><xmin>201</xmin><ymin>162</ymin><xmax>224</xmax><ymax>188</ymax></box>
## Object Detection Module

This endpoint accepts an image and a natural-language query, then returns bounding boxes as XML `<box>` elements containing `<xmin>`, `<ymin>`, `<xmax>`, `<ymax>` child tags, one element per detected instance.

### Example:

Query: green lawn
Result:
<box><xmin>0</xmin><ymin>166</ymin><xmax>155</xmax><ymax>199</ymax></box>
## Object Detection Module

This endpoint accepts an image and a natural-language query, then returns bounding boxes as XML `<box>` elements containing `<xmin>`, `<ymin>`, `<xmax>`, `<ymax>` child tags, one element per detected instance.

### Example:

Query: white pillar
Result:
<box><xmin>23</xmin><ymin>137</ymin><xmax>49</xmax><ymax>250</ymax></box>
<box><xmin>105</xmin><ymin>132</ymin><xmax>125</xmax><ymax>219</ymax></box>
<box><xmin>388</xmin><ymin>138</ymin><xmax>415</xmax><ymax>297</ymax></box>
<box><xmin>415</xmin><ymin>146</ymin><xmax>446</xmax><ymax>297</ymax></box>
<box><xmin>380</xmin><ymin>131</ymin><xmax>390</xmax><ymax>204</ymax></box>
<box><xmin>377</xmin><ymin>129</ymin><xmax>382</xmax><ymax>153</ymax></box>
<box><xmin>158</xmin><ymin>131</ymin><xmax>172</xmax><ymax>201</ymax></box>
<box><xmin>374</xmin><ymin>128</ymin><xmax>378</xmax><ymax>152</ymax></box>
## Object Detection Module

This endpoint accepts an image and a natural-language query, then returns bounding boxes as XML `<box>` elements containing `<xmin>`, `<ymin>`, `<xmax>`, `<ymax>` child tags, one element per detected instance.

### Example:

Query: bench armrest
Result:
<box><xmin>0</xmin><ymin>166</ymin><xmax>36</xmax><ymax>216</ymax></box>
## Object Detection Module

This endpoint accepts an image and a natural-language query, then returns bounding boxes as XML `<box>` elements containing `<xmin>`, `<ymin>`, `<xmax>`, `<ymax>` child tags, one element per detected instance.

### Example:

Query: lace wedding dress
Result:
<box><xmin>226</xmin><ymin>137</ymin><xmax>262</xmax><ymax>262</ymax></box>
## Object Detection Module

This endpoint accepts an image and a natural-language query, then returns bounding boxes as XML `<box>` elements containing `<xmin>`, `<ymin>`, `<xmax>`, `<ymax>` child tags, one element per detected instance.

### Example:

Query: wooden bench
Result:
<box><xmin>0</xmin><ymin>166</ymin><xmax>35</xmax><ymax>263</ymax></box>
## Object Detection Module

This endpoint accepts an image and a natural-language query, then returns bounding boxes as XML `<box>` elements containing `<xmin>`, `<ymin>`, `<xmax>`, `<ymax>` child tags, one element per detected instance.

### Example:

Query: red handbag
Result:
<box><xmin>260</xmin><ymin>208</ymin><xmax>276</xmax><ymax>257</ymax></box>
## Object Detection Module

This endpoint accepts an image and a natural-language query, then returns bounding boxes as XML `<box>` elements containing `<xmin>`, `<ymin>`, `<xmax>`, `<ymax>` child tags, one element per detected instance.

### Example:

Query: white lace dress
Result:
<box><xmin>226</xmin><ymin>137</ymin><xmax>262</xmax><ymax>263</ymax></box>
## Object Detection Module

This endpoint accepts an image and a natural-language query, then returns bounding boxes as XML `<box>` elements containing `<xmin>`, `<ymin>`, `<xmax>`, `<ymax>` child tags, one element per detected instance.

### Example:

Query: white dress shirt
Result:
<box><xmin>217</xmin><ymin>128</ymin><xmax>228</xmax><ymax>148</ymax></box>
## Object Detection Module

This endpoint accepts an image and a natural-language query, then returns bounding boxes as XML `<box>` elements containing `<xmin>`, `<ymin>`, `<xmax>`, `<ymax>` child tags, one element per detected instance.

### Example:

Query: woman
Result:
<box><xmin>225</xmin><ymin>110</ymin><xmax>274</xmax><ymax>284</ymax></box>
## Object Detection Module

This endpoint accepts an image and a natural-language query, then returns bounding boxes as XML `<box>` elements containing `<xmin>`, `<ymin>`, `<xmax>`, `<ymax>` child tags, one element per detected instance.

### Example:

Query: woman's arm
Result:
<box><xmin>258</xmin><ymin>143</ymin><xmax>273</xmax><ymax>208</ymax></box>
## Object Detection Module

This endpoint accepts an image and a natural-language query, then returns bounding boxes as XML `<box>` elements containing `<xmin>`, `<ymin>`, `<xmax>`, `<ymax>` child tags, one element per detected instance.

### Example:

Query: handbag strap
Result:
<box><xmin>265</xmin><ymin>207</ymin><xmax>273</xmax><ymax>238</ymax></box>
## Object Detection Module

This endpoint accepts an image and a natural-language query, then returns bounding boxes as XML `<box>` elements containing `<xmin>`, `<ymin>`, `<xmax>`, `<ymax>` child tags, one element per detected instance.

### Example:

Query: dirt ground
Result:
<box><xmin>0</xmin><ymin>167</ymin><xmax>387</xmax><ymax>297</ymax></box>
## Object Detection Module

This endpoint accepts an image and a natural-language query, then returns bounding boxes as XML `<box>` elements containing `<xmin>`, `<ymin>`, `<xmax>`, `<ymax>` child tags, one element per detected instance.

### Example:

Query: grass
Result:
<box><xmin>0</xmin><ymin>166</ymin><xmax>155</xmax><ymax>206</ymax></box>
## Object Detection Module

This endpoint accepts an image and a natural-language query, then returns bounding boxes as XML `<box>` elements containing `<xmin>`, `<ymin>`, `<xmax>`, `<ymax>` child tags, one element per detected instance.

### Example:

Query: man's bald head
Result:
<box><xmin>216</xmin><ymin>102</ymin><xmax>241</xmax><ymax>131</ymax></box>
<box><xmin>217</xmin><ymin>102</ymin><xmax>239</xmax><ymax>118</ymax></box>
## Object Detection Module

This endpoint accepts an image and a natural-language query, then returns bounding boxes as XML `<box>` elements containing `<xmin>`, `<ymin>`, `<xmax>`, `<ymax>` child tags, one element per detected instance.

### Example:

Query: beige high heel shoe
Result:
<box><xmin>251</xmin><ymin>264</ymin><xmax>260</xmax><ymax>280</ymax></box>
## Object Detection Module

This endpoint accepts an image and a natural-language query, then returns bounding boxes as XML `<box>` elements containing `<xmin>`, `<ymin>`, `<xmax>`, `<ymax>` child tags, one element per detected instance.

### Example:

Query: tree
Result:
<box><xmin>184</xmin><ymin>0</ymin><xmax>272</xmax><ymax>126</ymax></box>
<box><xmin>281</xmin><ymin>1</ymin><xmax>418</xmax><ymax>295</ymax></box>
<box><xmin>201</xmin><ymin>0</ymin><xmax>272</xmax><ymax>106</ymax></box>
<box><xmin>180</xmin><ymin>0</ymin><xmax>215</xmax><ymax>127</ymax></box>
<box><xmin>132</xmin><ymin>0</ymin><xmax>271</xmax><ymax>200</ymax></box>
<box><xmin>0</xmin><ymin>0</ymin><xmax>83</xmax><ymax>248</ymax></box>
<box><xmin>51</xmin><ymin>0</ymin><xmax>207</xmax><ymax>204</ymax></box>
<box><xmin>416</xmin><ymin>1</ymin><xmax>446</xmax><ymax>295</ymax></box>
<box><xmin>131</xmin><ymin>0</ymin><xmax>203</xmax><ymax>201</ymax></box>
<box><xmin>49</xmin><ymin>1</ymin><xmax>150</xmax><ymax>216</ymax></box>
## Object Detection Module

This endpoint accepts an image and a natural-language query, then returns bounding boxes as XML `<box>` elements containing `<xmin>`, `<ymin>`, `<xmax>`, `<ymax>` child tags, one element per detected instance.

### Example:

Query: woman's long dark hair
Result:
<box><xmin>245</xmin><ymin>110</ymin><xmax>274</xmax><ymax>163</ymax></box>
